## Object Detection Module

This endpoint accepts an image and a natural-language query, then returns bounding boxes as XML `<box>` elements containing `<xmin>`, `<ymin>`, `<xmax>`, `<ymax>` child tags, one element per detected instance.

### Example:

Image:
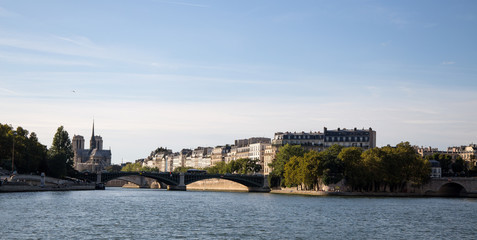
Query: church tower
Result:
<box><xmin>90</xmin><ymin>121</ymin><xmax>97</xmax><ymax>150</ymax></box>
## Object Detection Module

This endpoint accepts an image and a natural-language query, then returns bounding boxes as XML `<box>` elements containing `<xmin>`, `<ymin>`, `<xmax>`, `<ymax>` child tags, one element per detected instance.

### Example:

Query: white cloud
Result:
<box><xmin>441</xmin><ymin>61</ymin><xmax>455</xmax><ymax>65</ymax></box>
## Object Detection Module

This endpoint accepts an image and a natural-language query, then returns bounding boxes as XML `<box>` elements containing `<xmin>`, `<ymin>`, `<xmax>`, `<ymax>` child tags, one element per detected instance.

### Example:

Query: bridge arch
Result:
<box><xmin>109</xmin><ymin>176</ymin><xmax>166</xmax><ymax>188</ymax></box>
<box><xmin>102</xmin><ymin>172</ymin><xmax>180</xmax><ymax>186</ymax></box>
<box><xmin>184</xmin><ymin>174</ymin><xmax>264</xmax><ymax>188</ymax></box>
<box><xmin>437</xmin><ymin>182</ymin><xmax>467</xmax><ymax>197</ymax></box>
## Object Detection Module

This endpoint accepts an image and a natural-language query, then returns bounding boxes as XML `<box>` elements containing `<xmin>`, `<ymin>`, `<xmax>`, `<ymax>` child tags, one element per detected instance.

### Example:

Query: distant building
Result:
<box><xmin>447</xmin><ymin>144</ymin><xmax>477</xmax><ymax>168</ymax></box>
<box><xmin>272</xmin><ymin>131</ymin><xmax>324</xmax><ymax>151</ymax></box>
<box><xmin>323</xmin><ymin>127</ymin><xmax>376</xmax><ymax>149</ymax></box>
<box><xmin>73</xmin><ymin>122</ymin><xmax>112</xmax><ymax>173</ymax></box>
<box><xmin>144</xmin><ymin>149</ymin><xmax>173</xmax><ymax>172</ymax></box>
<box><xmin>263</xmin><ymin>144</ymin><xmax>278</xmax><ymax>175</ymax></box>
<box><xmin>272</xmin><ymin>127</ymin><xmax>376</xmax><ymax>151</ymax></box>
<box><xmin>414</xmin><ymin>146</ymin><xmax>442</xmax><ymax>158</ymax></box>
<box><xmin>211</xmin><ymin>146</ymin><xmax>231</xmax><ymax>166</ymax></box>
<box><xmin>187</xmin><ymin>147</ymin><xmax>213</xmax><ymax>169</ymax></box>
<box><xmin>249</xmin><ymin>142</ymin><xmax>271</xmax><ymax>174</ymax></box>
<box><xmin>171</xmin><ymin>149</ymin><xmax>192</xmax><ymax>171</ymax></box>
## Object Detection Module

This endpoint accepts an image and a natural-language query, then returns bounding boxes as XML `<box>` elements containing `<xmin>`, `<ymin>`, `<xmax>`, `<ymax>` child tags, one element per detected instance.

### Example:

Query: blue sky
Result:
<box><xmin>1</xmin><ymin>0</ymin><xmax>476</xmax><ymax>163</ymax></box>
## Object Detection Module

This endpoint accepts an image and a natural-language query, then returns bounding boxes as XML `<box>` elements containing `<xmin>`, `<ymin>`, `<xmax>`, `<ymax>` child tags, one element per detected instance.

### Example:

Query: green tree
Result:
<box><xmin>300</xmin><ymin>151</ymin><xmax>320</xmax><ymax>190</ymax></box>
<box><xmin>437</xmin><ymin>154</ymin><xmax>453</xmax><ymax>175</ymax></box>
<box><xmin>317</xmin><ymin>145</ymin><xmax>344</xmax><ymax>185</ymax></box>
<box><xmin>362</xmin><ymin>147</ymin><xmax>385</xmax><ymax>191</ymax></box>
<box><xmin>284</xmin><ymin>156</ymin><xmax>302</xmax><ymax>187</ymax></box>
<box><xmin>452</xmin><ymin>157</ymin><xmax>466</xmax><ymax>175</ymax></box>
<box><xmin>269</xmin><ymin>144</ymin><xmax>306</xmax><ymax>186</ymax></box>
<box><xmin>339</xmin><ymin>147</ymin><xmax>365</xmax><ymax>191</ymax></box>
<box><xmin>0</xmin><ymin>124</ymin><xmax>48</xmax><ymax>174</ymax></box>
<box><xmin>121</xmin><ymin>162</ymin><xmax>143</xmax><ymax>172</ymax></box>
<box><xmin>47</xmin><ymin>126</ymin><xmax>74</xmax><ymax>178</ymax></box>
<box><xmin>207</xmin><ymin>161</ymin><xmax>227</xmax><ymax>174</ymax></box>
<box><xmin>105</xmin><ymin>164</ymin><xmax>122</xmax><ymax>172</ymax></box>
<box><xmin>0</xmin><ymin>123</ymin><xmax>13</xmax><ymax>170</ymax></box>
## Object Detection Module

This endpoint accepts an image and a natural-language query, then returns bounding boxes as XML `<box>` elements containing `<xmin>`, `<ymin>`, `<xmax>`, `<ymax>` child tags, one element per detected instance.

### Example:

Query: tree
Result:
<box><xmin>284</xmin><ymin>156</ymin><xmax>301</xmax><ymax>187</ymax></box>
<box><xmin>121</xmin><ymin>162</ymin><xmax>143</xmax><ymax>172</ymax></box>
<box><xmin>317</xmin><ymin>145</ymin><xmax>344</xmax><ymax>185</ymax></box>
<box><xmin>47</xmin><ymin>126</ymin><xmax>74</xmax><ymax>178</ymax></box>
<box><xmin>105</xmin><ymin>164</ymin><xmax>122</xmax><ymax>173</ymax></box>
<box><xmin>361</xmin><ymin>147</ymin><xmax>385</xmax><ymax>192</ymax></box>
<box><xmin>0</xmin><ymin>124</ymin><xmax>47</xmax><ymax>174</ymax></box>
<box><xmin>269</xmin><ymin>144</ymin><xmax>306</xmax><ymax>186</ymax></box>
<box><xmin>452</xmin><ymin>157</ymin><xmax>466</xmax><ymax>175</ymax></box>
<box><xmin>339</xmin><ymin>147</ymin><xmax>365</xmax><ymax>191</ymax></box>
<box><xmin>207</xmin><ymin>161</ymin><xmax>227</xmax><ymax>174</ymax></box>
<box><xmin>300</xmin><ymin>151</ymin><xmax>320</xmax><ymax>190</ymax></box>
<box><xmin>437</xmin><ymin>154</ymin><xmax>453</xmax><ymax>175</ymax></box>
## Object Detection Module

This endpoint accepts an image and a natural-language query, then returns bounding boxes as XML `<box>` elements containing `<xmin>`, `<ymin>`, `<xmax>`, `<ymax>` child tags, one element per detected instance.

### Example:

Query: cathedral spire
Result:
<box><xmin>90</xmin><ymin>119</ymin><xmax>96</xmax><ymax>150</ymax></box>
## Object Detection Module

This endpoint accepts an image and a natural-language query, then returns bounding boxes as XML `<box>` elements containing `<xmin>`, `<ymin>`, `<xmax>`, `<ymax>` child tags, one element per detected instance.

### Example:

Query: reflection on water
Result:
<box><xmin>1</xmin><ymin>188</ymin><xmax>476</xmax><ymax>239</ymax></box>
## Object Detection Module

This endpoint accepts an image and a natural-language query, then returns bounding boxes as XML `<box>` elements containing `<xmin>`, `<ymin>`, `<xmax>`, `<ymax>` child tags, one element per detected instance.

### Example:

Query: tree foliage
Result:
<box><xmin>105</xmin><ymin>164</ymin><xmax>122</xmax><ymax>173</ymax></box>
<box><xmin>120</xmin><ymin>162</ymin><xmax>159</xmax><ymax>172</ymax></box>
<box><xmin>425</xmin><ymin>153</ymin><xmax>452</xmax><ymax>175</ymax></box>
<box><xmin>47</xmin><ymin>126</ymin><xmax>74</xmax><ymax>178</ymax></box>
<box><xmin>269</xmin><ymin>144</ymin><xmax>306</xmax><ymax>186</ymax></box>
<box><xmin>0</xmin><ymin>123</ymin><xmax>47</xmax><ymax>174</ymax></box>
<box><xmin>206</xmin><ymin>158</ymin><xmax>262</xmax><ymax>174</ymax></box>
<box><xmin>279</xmin><ymin>142</ymin><xmax>431</xmax><ymax>192</ymax></box>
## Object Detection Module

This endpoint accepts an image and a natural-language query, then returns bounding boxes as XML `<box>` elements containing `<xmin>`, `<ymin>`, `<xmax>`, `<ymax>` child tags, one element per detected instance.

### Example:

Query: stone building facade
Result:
<box><xmin>272</xmin><ymin>127</ymin><xmax>376</xmax><ymax>151</ymax></box>
<box><xmin>73</xmin><ymin>123</ymin><xmax>112</xmax><ymax>173</ymax></box>
<box><xmin>447</xmin><ymin>144</ymin><xmax>477</xmax><ymax>167</ymax></box>
<box><xmin>211</xmin><ymin>146</ymin><xmax>231</xmax><ymax>166</ymax></box>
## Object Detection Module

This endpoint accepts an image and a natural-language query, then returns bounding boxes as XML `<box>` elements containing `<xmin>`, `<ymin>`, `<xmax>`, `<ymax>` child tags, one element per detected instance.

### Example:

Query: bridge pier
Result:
<box><xmin>96</xmin><ymin>172</ymin><xmax>101</xmax><ymax>184</ymax></box>
<box><xmin>247</xmin><ymin>175</ymin><xmax>270</xmax><ymax>192</ymax></box>
<box><xmin>167</xmin><ymin>172</ymin><xmax>186</xmax><ymax>191</ymax></box>
<box><xmin>95</xmin><ymin>173</ymin><xmax>105</xmax><ymax>190</ymax></box>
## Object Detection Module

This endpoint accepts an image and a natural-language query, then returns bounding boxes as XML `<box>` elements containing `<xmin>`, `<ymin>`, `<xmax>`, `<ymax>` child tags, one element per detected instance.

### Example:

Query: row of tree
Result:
<box><xmin>269</xmin><ymin>142</ymin><xmax>431</xmax><ymax>192</ymax></box>
<box><xmin>206</xmin><ymin>158</ymin><xmax>262</xmax><ymax>175</ymax></box>
<box><xmin>119</xmin><ymin>158</ymin><xmax>262</xmax><ymax>175</ymax></box>
<box><xmin>120</xmin><ymin>162</ymin><xmax>159</xmax><ymax>172</ymax></box>
<box><xmin>0</xmin><ymin>123</ymin><xmax>75</xmax><ymax>178</ymax></box>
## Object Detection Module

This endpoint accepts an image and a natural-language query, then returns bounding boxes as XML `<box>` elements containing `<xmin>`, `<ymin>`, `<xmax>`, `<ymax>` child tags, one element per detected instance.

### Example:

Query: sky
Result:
<box><xmin>1</xmin><ymin>0</ymin><xmax>476</xmax><ymax>164</ymax></box>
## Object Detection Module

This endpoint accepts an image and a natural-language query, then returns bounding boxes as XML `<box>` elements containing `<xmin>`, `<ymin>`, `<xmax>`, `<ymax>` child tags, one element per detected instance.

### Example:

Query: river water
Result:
<box><xmin>1</xmin><ymin>188</ymin><xmax>476</xmax><ymax>239</ymax></box>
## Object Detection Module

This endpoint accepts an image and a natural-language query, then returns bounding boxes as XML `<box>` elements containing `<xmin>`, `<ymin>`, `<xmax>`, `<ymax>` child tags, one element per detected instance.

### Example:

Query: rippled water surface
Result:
<box><xmin>1</xmin><ymin>188</ymin><xmax>477</xmax><ymax>239</ymax></box>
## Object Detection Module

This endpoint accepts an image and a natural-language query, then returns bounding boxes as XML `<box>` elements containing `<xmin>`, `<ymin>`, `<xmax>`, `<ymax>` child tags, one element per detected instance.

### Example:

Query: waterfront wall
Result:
<box><xmin>187</xmin><ymin>179</ymin><xmax>249</xmax><ymax>191</ymax></box>
<box><xmin>0</xmin><ymin>183</ymin><xmax>96</xmax><ymax>193</ymax></box>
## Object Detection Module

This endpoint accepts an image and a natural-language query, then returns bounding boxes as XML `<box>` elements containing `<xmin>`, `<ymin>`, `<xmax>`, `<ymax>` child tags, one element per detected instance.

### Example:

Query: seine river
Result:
<box><xmin>1</xmin><ymin>188</ymin><xmax>477</xmax><ymax>239</ymax></box>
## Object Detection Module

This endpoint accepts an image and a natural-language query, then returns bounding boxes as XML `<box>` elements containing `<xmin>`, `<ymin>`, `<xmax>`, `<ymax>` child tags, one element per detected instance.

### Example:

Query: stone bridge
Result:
<box><xmin>423</xmin><ymin>177</ymin><xmax>477</xmax><ymax>197</ymax></box>
<box><xmin>71</xmin><ymin>172</ymin><xmax>270</xmax><ymax>192</ymax></box>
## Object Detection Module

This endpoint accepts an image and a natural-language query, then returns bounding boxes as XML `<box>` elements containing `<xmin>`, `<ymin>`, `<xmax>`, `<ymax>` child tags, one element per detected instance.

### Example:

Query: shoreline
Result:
<box><xmin>270</xmin><ymin>188</ymin><xmax>477</xmax><ymax>198</ymax></box>
<box><xmin>0</xmin><ymin>183</ymin><xmax>97</xmax><ymax>193</ymax></box>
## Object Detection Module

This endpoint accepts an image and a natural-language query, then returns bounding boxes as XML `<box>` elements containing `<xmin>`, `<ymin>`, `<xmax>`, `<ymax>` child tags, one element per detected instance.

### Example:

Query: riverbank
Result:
<box><xmin>271</xmin><ymin>188</ymin><xmax>477</xmax><ymax>198</ymax></box>
<box><xmin>0</xmin><ymin>182</ymin><xmax>97</xmax><ymax>193</ymax></box>
<box><xmin>271</xmin><ymin>188</ymin><xmax>424</xmax><ymax>197</ymax></box>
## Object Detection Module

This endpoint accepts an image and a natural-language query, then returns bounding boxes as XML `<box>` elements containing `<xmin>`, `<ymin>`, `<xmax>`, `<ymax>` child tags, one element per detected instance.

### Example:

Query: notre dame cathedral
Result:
<box><xmin>72</xmin><ymin>122</ymin><xmax>112</xmax><ymax>173</ymax></box>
